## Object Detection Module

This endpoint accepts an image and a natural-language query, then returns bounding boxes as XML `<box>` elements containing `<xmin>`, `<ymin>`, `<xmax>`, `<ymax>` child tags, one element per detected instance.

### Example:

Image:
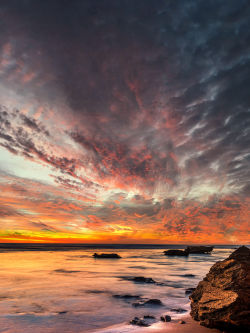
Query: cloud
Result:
<box><xmin>0</xmin><ymin>0</ymin><xmax>249</xmax><ymax>243</ymax></box>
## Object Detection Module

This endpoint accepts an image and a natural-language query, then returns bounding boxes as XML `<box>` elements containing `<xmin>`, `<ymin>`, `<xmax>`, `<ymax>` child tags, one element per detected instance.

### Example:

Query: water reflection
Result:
<box><xmin>0</xmin><ymin>247</ymin><xmax>234</xmax><ymax>332</ymax></box>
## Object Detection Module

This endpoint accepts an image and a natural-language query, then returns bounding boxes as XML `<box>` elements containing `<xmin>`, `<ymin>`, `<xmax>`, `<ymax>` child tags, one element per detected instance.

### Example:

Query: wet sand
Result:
<box><xmin>144</xmin><ymin>315</ymin><xmax>220</xmax><ymax>333</ymax></box>
<box><xmin>96</xmin><ymin>315</ymin><xmax>221</xmax><ymax>333</ymax></box>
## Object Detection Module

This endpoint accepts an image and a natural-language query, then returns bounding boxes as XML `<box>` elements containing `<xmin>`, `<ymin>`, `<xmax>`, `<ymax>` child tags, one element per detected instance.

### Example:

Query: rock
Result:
<box><xmin>93</xmin><ymin>253</ymin><xmax>121</xmax><ymax>258</ymax></box>
<box><xmin>130</xmin><ymin>276</ymin><xmax>156</xmax><ymax>284</ymax></box>
<box><xmin>170</xmin><ymin>308</ymin><xmax>188</xmax><ymax>313</ymax></box>
<box><xmin>130</xmin><ymin>315</ymin><xmax>156</xmax><ymax>327</ymax></box>
<box><xmin>160</xmin><ymin>315</ymin><xmax>171</xmax><ymax>322</ymax></box>
<box><xmin>164</xmin><ymin>249</ymin><xmax>189</xmax><ymax>256</ymax></box>
<box><xmin>144</xmin><ymin>299</ymin><xmax>163</xmax><ymax>306</ymax></box>
<box><xmin>144</xmin><ymin>315</ymin><xmax>155</xmax><ymax>319</ymax></box>
<box><xmin>190</xmin><ymin>246</ymin><xmax>250</xmax><ymax>331</ymax></box>
<box><xmin>186</xmin><ymin>246</ymin><xmax>213</xmax><ymax>254</ymax></box>
<box><xmin>183</xmin><ymin>274</ymin><xmax>196</xmax><ymax>277</ymax></box>
<box><xmin>112</xmin><ymin>294</ymin><xmax>141</xmax><ymax>299</ymax></box>
<box><xmin>130</xmin><ymin>317</ymin><xmax>149</xmax><ymax>327</ymax></box>
<box><xmin>185</xmin><ymin>287</ymin><xmax>196</xmax><ymax>295</ymax></box>
<box><xmin>179</xmin><ymin>320</ymin><xmax>186</xmax><ymax>324</ymax></box>
<box><xmin>132</xmin><ymin>298</ymin><xmax>163</xmax><ymax>307</ymax></box>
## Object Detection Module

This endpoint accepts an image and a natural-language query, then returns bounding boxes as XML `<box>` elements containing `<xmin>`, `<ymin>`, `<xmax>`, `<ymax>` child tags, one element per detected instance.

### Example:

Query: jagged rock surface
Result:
<box><xmin>190</xmin><ymin>246</ymin><xmax>250</xmax><ymax>331</ymax></box>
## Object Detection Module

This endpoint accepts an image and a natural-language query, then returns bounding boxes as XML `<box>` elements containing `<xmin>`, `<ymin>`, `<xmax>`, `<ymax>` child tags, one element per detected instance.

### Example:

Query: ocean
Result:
<box><xmin>0</xmin><ymin>245</ymin><xmax>239</xmax><ymax>332</ymax></box>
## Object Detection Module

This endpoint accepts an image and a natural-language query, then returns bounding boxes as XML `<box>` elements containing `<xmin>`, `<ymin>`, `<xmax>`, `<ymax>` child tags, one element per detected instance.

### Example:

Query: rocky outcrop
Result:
<box><xmin>132</xmin><ymin>298</ymin><xmax>163</xmax><ymax>307</ymax></box>
<box><xmin>93</xmin><ymin>253</ymin><xmax>121</xmax><ymax>258</ymax></box>
<box><xmin>164</xmin><ymin>249</ymin><xmax>189</xmax><ymax>256</ymax></box>
<box><xmin>186</xmin><ymin>246</ymin><xmax>214</xmax><ymax>254</ymax></box>
<box><xmin>164</xmin><ymin>246</ymin><xmax>213</xmax><ymax>256</ymax></box>
<box><xmin>190</xmin><ymin>246</ymin><xmax>250</xmax><ymax>331</ymax></box>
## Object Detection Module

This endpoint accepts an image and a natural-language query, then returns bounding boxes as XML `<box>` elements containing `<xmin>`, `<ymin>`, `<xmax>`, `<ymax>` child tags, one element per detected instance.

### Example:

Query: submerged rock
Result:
<box><xmin>128</xmin><ymin>276</ymin><xmax>156</xmax><ymax>284</ymax></box>
<box><xmin>112</xmin><ymin>294</ymin><xmax>141</xmax><ymax>300</ymax></box>
<box><xmin>132</xmin><ymin>298</ymin><xmax>163</xmax><ymax>307</ymax></box>
<box><xmin>143</xmin><ymin>315</ymin><xmax>155</xmax><ymax>319</ymax></box>
<box><xmin>179</xmin><ymin>320</ymin><xmax>186</xmax><ymax>324</ymax></box>
<box><xmin>170</xmin><ymin>308</ymin><xmax>188</xmax><ymax>313</ymax></box>
<box><xmin>130</xmin><ymin>317</ymin><xmax>149</xmax><ymax>327</ymax></box>
<box><xmin>190</xmin><ymin>246</ymin><xmax>250</xmax><ymax>331</ymax></box>
<box><xmin>160</xmin><ymin>314</ymin><xmax>171</xmax><ymax>322</ymax></box>
<box><xmin>186</xmin><ymin>246</ymin><xmax>214</xmax><ymax>254</ymax></box>
<box><xmin>130</xmin><ymin>315</ymin><xmax>156</xmax><ymax>327</ymax></box>
<box><xmin>164</xmin><ymin>249</ymin><xmax>189</xmax><ymax>256</ymax></box>
<box><xmin>93</xmin><ymin>253</ymin><xmax>121</xmax><ymax>258</ymax></box>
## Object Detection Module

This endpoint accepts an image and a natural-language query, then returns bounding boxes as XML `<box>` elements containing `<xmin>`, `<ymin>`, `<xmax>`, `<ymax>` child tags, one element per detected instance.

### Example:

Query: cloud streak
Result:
<box><xmin>0</xmin><ymin>0</ymin><xmax>249</xmax><ymax>243</ymax></box>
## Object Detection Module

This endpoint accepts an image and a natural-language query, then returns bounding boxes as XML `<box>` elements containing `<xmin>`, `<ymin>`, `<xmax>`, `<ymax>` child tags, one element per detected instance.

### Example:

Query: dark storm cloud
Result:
<box><xmin>20</xmin><ymin>114</ymin><xmax>50</xmax><ymax>137</ymax></box>
<box><xmin>0</xmin><ymin>0</ymin><xmax>250</xmax><ymax>199</ymax></box>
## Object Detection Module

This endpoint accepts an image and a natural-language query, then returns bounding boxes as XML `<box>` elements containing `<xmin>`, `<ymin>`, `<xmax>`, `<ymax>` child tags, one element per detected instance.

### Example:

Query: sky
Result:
<box><xmin>0</xmin><ymin>0</ymin><xmax>249</xmax><ymax>244</ymax></box>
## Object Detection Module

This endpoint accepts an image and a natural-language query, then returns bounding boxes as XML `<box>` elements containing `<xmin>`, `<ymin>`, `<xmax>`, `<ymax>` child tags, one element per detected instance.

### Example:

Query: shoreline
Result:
<box><xmin>93</xmin><ymin>315</ymin><xmax>221</xmax><ymax>333</ymax></box>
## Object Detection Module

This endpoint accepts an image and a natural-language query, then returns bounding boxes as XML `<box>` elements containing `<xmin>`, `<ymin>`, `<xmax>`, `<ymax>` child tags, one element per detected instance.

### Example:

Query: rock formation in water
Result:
<box><xmin>164</xmin><ymin>249</ymin><xmax>189</xmax><ymax>256</ymax></box>
<box><xmin>164</xmin><ymin>246</ymin><xmax>213</xmax><ymax>256</ymax></box>
<box><xmin>186</xmin><ymin>246</ymin><xmax>214</xmax><ymax>254</ymax></box>
<box><xmin>190</xmin><ymin>246</ymin><xmax>250</xmax><ymax>331</ymax></box>
<box><xmin>93</xmin><ymin>253</ymin><xmax>121</xmax><ymax>258</ymax></box>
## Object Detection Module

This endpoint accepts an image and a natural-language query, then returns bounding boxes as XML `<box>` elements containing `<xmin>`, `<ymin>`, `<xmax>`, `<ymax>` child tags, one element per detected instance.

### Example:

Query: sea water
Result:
<box><xmin>0</xmin><ymin>246</ymin><xmax>236</xmax><ymax>333</ymax></box>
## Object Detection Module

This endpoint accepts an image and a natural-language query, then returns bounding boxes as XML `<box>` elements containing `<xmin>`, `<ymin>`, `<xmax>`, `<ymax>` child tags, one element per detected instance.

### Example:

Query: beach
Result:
<box><xmin>0</xmin><ymin>245</ymin><xmax>236</xmax><ymax>332</ymax></box>
<box><xmin>95</xmin><ymin>315</ymin><xmax>221</xmax><ymax>333</ymax></box>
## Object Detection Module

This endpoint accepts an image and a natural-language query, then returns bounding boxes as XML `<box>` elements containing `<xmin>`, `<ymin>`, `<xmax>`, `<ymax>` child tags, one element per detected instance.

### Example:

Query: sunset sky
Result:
<box><xmin>0</xmin><ymin>0</ymin><xmax>249</xmax><ymax>244</ymax></box>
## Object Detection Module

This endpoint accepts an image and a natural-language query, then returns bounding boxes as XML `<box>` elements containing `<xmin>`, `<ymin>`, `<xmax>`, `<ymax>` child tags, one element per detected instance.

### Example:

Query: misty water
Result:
<box><xmin>0</xmin><ymin>246</ymin><xmax>236</xmax><ymax>333</ymax></box>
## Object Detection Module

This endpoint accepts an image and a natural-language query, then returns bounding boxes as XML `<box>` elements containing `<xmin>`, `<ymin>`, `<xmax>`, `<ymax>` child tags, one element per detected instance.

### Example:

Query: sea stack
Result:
<box><xmin>190</xmin><ymin>246</ymin><xmax>250</xmax><ymax>331</ymax></box>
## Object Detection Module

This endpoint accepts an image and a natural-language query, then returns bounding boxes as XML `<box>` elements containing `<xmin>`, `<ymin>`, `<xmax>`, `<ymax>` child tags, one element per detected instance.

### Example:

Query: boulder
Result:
<box><xmin>130</xmin><ymin>317</ymin><xmax>149</xmax><ymax>327</ymax></box>
<box><xmin>186</xmin><ymin>246</ymin><xmax>213</xmax><ymax>254</ymax></box>
<box><xmin>190</xmin><ymin>246</ymin><xmax>250</xmax><ymax>331</ymax></box>
<box><xmin>130</xmin><ymin>315</ymin><xmax>156</xmax><ymax>327</ymax></box>
<box><xmin>93</xmin><ymin>253</ymin><xmax>121</xmax><ymax>258</ymax></box>
<box><xmin>160</xmin><ymin>314</ymin><xmax>171</xmax><ymax>322</ymax></box>
<box><xmin>132</xmin><ymin>298</ymin><xmax>163</xmax><ymax>307</ymax></box>
<box><xmin>164</xmin><ymin>249</ymin><xmax>189</xmax><ymax>256</ymax></box>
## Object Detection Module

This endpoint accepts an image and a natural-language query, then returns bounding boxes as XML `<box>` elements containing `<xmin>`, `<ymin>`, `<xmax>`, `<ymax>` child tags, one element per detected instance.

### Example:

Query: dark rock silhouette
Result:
<box><xmin>186</xmin><ymin>246</ymin><xmax>214</xmax><ymax>254</ymax></box>
<box><xmin>112</xmin><ymin>294</ymin><xmax>141</xmax><ymax>300</ymax></box>
<box><xmin>164</xmin><ymin>246</ymin><xmax>213</xmax><ymax>256</ymax></box>
<box><xmin>160</xmin><ymin>314</ymin><xmax>171</xmax><ymax>322</ymax></box>
<box><xmin>132</xmin><ymin>298</ymin><xmax>163</xmax><ymax>307</ymax></box>
<box><xmin>130</xmin><ymin>317</ymin><xmax>149</xmax><ymax>327</ymax></box>
<box><xmin>127</xmin><ymin>276</ymin><xmax>156</xmax><ymax>284</ymax></box>
<box><xmin>130</xmin><ymin>315</ymin><xmax>156</xmax><ymax>326</ymax></box>
<box><xmin>170</xmin><ymin>308</ymin><xmax>188</xmax><ymax>313</ymax></box>
<box><xmin>190</xmin><ymin>246</ymin><xmax>250</xmax><ymax>331</ymax></box>
<box><xmin>93</xmin><ymin>253</ymin><xmax>121</xmax><ymax>258</ymax></box>
<box><xmin>164</xmin><ymin>249</ymin><xmax>189</xmax><ymax>256</ymax></box>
